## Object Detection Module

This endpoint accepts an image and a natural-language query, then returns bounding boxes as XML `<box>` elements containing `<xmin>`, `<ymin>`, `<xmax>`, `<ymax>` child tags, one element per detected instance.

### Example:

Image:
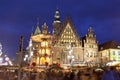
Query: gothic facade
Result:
<box><xmin>28</xmin><ymin>9</ymin><xmax>98</xmax><ymax>66</ymax></box>
<box><xmin>52</xmin><ymin>9</ymin><xmax>98</xmax><ymax>66</ymax></box>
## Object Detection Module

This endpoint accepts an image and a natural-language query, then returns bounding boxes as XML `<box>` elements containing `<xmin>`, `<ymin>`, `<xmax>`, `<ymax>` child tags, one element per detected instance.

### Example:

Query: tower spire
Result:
<box><xmin>37</xmin><ymin>17</ymin><xmax>39</xmax><ymax>26</ymax></box>
<box><xmin>19</xmin><ymin>36</ymin><xmax>23</xmax><ymax>52</ymax></box>
<box><xmin>34</xmin><ymin>17</ymin><xmax>41</xmax><ymax>35</ymax></box>
<box><xmin>53</xmin><ymin>8</ymin><xmax>62</xmax><ymax>36</ymax></box>
<box><xmin>54</xmin><ymin>8</ymin><xmax>61</xmax><ymax>23</ymax></box>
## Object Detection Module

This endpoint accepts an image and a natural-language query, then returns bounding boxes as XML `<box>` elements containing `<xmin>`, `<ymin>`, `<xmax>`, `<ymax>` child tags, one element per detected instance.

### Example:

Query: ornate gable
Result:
<box><xmin>55</xmin><ymin>17</ymin><xmax>81</xmax><ymax>47</ymax></box>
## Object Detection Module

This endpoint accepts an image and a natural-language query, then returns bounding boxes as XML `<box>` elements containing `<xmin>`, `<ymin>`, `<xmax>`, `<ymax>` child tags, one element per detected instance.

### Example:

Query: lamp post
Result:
<box><xmin>18</xmin><ymin>36</ymin><xmax>23</xmax><ymax>80</ymax></box>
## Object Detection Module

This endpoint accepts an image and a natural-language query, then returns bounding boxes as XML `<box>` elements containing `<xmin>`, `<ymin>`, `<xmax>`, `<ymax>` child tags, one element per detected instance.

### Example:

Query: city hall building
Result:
<box><xmin>26</xmin><ymin>9</ymin><xmax>98</xmax><ymax>67</ymax></box>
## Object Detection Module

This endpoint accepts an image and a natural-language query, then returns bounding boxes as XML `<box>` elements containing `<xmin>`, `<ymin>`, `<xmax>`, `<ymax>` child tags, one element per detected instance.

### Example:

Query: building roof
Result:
<box><xmin>34</xmin><ymin>26</ymin><xmax>41</xmax><ymax>35</ymax></box>
<box><xmin>55</xmin><ymin>16</ymin><xmax>81</xmax><ymax>47</ymax></box>
<box><xmin>99</xmin><ymin>40</ymin><xmax>119</xmax><ymax>51</ymax></box>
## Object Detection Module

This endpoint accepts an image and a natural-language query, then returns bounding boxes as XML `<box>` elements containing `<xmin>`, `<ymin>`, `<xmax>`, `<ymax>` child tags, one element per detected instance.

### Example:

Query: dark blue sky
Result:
<box><xmin>0</xmin><ymin>0</ymin><xmax>120</xmax><ymax>59</ymax></box>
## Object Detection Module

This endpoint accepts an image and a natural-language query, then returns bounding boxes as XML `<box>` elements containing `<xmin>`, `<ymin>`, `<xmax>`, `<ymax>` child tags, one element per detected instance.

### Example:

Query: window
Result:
<box><xmin>91</xmin><ymin>45</ymin><xmax>93</xmax><ymax>48</ymax></box>
<box><xmin>118</xmin><ymin>51</ymin><xmax>120</xmax><ymax>55</ymax></box>
<box><xmin>90</xmin><ymin>52</ymin><xmax>93</xmax><ymax>57</ymax></box>
<box><xmin>112</xmin><ymin>51</ymin><xmax>115</xmax><ymax>55</ymax></box>
<box><xmin>89</xmin><ymin>45</ymin><xmax>91</xmax><ymax>48</ymax></box>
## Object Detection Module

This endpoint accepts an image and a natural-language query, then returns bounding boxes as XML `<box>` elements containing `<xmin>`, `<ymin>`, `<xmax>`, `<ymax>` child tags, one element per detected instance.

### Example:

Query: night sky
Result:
<box><xmin>0</xmin><ymin>0</ymin><xmax>120</xmax><ymax>59</ymax></box>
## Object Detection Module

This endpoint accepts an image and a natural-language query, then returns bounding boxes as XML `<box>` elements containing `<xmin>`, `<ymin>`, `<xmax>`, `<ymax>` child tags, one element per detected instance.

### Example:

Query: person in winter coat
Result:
<box><xmin>101</xmin><ymin>66</ymin><xmax>120</xmax><ymax>80</ymax></box>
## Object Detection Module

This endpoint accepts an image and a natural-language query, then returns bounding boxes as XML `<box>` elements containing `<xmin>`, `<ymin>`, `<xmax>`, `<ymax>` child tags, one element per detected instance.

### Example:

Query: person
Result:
<box><xmin>101</xmin><ymin>66</ymin><xmax>120</xmax><ymax>80</ymax></box>
<box><xmin>21</xmin><ymin>72</ymin><xmax>27</xmax><ymax>80</ymax></box>
<box><xmin>63</xmin><ymin>72</ymin><xmax>70</xmax><ymax>80</ymax></box>
<box><xmin>77</xmin><ymin>70</ymin><xmax>81</xmax><ymax>80</ymax></box>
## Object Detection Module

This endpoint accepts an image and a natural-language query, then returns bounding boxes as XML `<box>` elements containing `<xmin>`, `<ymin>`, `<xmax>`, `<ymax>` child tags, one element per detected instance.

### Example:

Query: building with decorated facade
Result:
<box><xmin>23</xmin><ymin>9</ymin><xmax>99</xmax><ymax>67</ymax></box>
<box><xmin>99</xmin><ymin>41</ymin><xmax>120</xmax><ymax>66</ymax></box>
<box><xmin>25</xmin><ymin>22</ymin><xmax>52</xmax><ymax>67</ymax></box>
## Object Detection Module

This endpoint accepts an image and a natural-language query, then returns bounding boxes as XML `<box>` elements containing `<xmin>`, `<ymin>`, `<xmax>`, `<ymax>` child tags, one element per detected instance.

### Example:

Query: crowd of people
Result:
<box><xmin>0</xmin><ymin>66</ymin><xmax>120</xmax><ymax>80</ymax></box>
<box><xmin>18</xmin><ymin>67</ymin><xmax>102</xmax><ymax>80</ymax></box>
<box><xmin>101</xmin><ymin>66</ymin><xmax>120</xmax><ymax>80</ymax></box>
<box><xmin>21</xmin><ymin>66</ymin><xmax>120</xmax><ymax>80</ymax></box>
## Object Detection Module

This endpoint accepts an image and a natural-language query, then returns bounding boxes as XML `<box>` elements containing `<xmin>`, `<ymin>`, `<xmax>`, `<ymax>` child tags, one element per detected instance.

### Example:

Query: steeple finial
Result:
<box><xmin>88</xmin><ymin>26</ymin><xmax>93</xmax><ymax>32</ymax></box>
<box><xmin>37</xmin><ymin>17</ymin><xmax>39</xmax><ymax>26</ymax></box>
<box><xmin>54</xmin><ymin>8</ymin><xmax>61</xmax><ymax>23</ymax></box>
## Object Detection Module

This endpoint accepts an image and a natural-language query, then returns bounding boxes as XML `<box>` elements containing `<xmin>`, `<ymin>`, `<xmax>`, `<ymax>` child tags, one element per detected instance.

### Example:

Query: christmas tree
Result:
<box><xmin>0</xmin><ymin>43</ymin><xmax>13</xmax><ymax>66</ymax></box>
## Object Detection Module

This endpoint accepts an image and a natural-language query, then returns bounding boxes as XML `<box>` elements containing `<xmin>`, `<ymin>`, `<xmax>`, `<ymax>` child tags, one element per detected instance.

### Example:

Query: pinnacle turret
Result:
<box><xmin>86</xmin><ymin>27</ymin><xmax>94</xmax><ymax>37</ymax></box>
<box><xmin>88</xmin><ymin>27</ymin><xmax>93</xmax><ymax>32</ymax></box>
<box><xmin>42</xmin><ymin>22</ymin><xmax>48</xmax><ymax>34</ymax></box>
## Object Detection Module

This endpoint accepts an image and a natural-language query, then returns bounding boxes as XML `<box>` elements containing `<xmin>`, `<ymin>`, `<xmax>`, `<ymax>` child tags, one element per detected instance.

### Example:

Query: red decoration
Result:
<box><xmin>45</xmin><ymin>62</ymin><xmax>48</xmax><ymax>66</ymax></box>
<box><xmin>57</xmin><ymin>63</ymin><xmax>60</xmax><ymax>67</ymax></box>
<box><xmin>32</xmin><ymin>62</ymin><xmax>36</xmax><ymax>66</ymax></box>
